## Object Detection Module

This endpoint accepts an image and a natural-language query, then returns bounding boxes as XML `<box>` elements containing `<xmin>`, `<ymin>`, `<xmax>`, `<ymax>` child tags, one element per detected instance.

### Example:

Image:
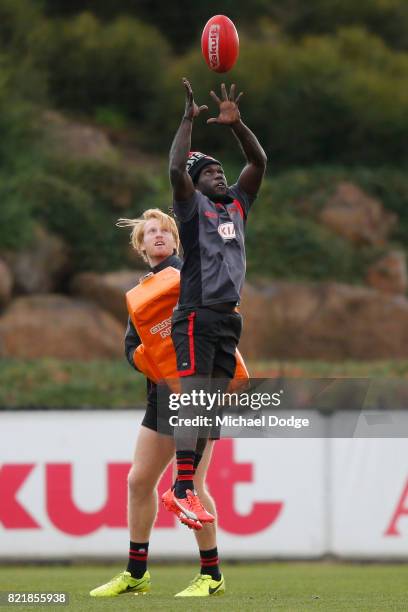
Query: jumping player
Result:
<box><xmin>90</xmin><ymin>209</ymin><xmax>224</xmax><ymax>598</ymax></box>
<box><xmin>162</xmin><ymin>79</ymin><xmax>267</xmax><ymax>545</ymax></box>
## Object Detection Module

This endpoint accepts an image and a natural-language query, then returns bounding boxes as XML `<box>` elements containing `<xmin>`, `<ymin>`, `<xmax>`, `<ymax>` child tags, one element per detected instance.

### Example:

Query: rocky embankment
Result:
<box><xmin>1</xmin><ymin>258</ymin><xmax>408</xmax><ymax>361</ymax></box>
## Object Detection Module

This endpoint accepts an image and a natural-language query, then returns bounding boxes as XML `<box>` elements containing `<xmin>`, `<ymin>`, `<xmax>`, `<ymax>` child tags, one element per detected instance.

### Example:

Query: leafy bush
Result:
<box><xmin>42</xmin><ymin>0</ymin><xmax>274</xmax><ymax>51</ymax></box>
<box><xmin>0</xmin><ymin>175</ymin><xmax>35</xmax><ymax>250</ymax></box>
<box><xmin>269</xmin><ymin>0</ymin><xmax>408</xmax><ymax>52</ymax></box>
<box><xmin>0</xmin><ymin>358</ymin><xmax>146</xmax><ymax>408</ymax></box>
<box><xmin>245</xmin><ymin>166</ymin><xmax>400</xmax><ymax>281</ymax></box>
<box><xmin>0</xmin><ymin>0</ymin><xmax>47</xmax><ymax>104</ymax></box>
<box><xmin>152</xmin><ymin>28</ymin><xmax>408</xmax><ymax>167</ymax></box>
<box><xmin>38</xmin><ymin>13</ymin><xmax>170</xmax><ymax>121</ymax></box>
<box><xmin>4</xmin><ymin>356</ymin><xmax>408</xmax><ymax>408</ymax></box>
<box><xmin>0</xmin><ymin>0</ymin><xmax>42</xmax><ymax>54</ymax></box>
<box><xmin>0</xmin><ymin>54</ymin><xmax>45</xmax><ymax>252</ymax></box>
<box><xmin>53</xmin><ymin>158</ymin><xmax>158</xmax><ymax>208</ymax></box>
<box><xmin>42</xmin><ymin>0</ymin><xmax>408</xmax><ymax>53</ymax></box>
<box><xmin>29</xmin><ymin>157</ymin><xmax>165</xmax><ymax>271</ymax></box>
<box><xmin>30</xmin><ymin>173</ymin><xmax>124</xmax><ymax>271</ymax></box>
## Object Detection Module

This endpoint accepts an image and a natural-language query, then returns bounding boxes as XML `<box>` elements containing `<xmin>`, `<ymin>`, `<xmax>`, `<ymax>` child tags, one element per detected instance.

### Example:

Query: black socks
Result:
<box><xmin>200</xmin><ymin>547</ymin><xmax>221</xmax><ymax>581</ymax></box>
<box><xmin>127</xmin><ymin>541</ymin><xmax>149</xmax><ymax>579</ymax></box>
<box><xmin>193</xmin><ymin>452</ymin><xmax>203</xmax><ymax>471</ymax></box>
<box><xmin>175</xmin><ymin>450</ymin><xmax>195</xmax><ymax>498</ymax></box>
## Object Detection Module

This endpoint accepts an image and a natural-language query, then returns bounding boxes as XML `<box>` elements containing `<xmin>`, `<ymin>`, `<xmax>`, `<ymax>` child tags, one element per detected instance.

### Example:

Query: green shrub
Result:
<box><xmin>0</xmin><ymin>54</ymin><xmax>43</xmax><ymax>168</ymax></box>
<box><xmin>0</xmin><ymin>55</ymin><xmax>45</xmax><ymax>252</ymax></box>
<box><xmin>0</xmin><ymin>358</ymin><xmax>146</xmax><ymax>408</ymax></box>
<box><xmin>245</xmin><ymin>166</ymin><xmax>400</xmax><ymax>281</ymax></box>
<box><xmin>0</xmin><ymin>1</ymin><xmax>47</xmax><ymax>105</ymax></box>
<box><xmin>152</xmin><ymin>28</ymin><xmax>408</xmax><ymax>167</ymax></box>
<box><xmin>270</xmin><ymin>0</ymin><xmax>408</xmax><ymax>52</ymax></box>
<box><xmin>52</xmin><ymin>158</ymin><xmax>158</xmax><ymax>208</ymax></box>
<box><xmin>0</xmin><ymin>175</ymin><xmax>35</xmax><ymax>250</ymax></box>
<box><xmin>30</xmin><ymin>157</ymin><xmax>167</xmax><ymax>272</ymax></box>
<box><xmin>0</xmin><ymin>0</ymin><xmax>42</xmax><ymax>53</ymax></box>
<box><xmin>247</xmin><ymin>207</ymin><xmax>383</xmax><ymax>281</ymax></box>
<box><xmin>42</xmin><ymin>0</ymin><xmax>408</xmax><ymax>53</ymax></box>
<box><xmin>30</xmin><ymin>173</ymin><xmax>124</xmax><ymax>271</ymax></box>
<box><xmin>39</xmin><ymin>13</ymin><xmax>170</xmax><ymax>120</ymax></box>
<box><xmin>94</xmin><ymin>106</ymin><xmax>127</xmax><ymax>130</ymax></box>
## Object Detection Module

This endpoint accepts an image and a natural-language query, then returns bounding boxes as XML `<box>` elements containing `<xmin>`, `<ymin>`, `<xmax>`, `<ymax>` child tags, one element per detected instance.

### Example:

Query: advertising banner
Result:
<box><xmin>0</xmin><ymin>411</ymin><xmax>326</xmax><ymax>559</ymax></box>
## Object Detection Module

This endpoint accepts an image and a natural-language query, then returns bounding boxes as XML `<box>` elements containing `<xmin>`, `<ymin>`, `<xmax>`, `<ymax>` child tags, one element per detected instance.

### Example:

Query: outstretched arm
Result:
<box><xmin>208</xmin><ymin>84</ymin><xmax>267</xmax><ymax>197</ymax></box>
<box><xmin>231</xmin><ymin>119</ymin><xmax>267</xmax><ymax>197</ymax></box>
<box><xmin>169</xmin><ymin>78</ymin><xmax>208</xmax><ymax>201</ymax></box>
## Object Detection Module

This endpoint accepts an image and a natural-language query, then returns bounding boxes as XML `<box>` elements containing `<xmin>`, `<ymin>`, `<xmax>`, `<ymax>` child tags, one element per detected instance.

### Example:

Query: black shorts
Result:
<box><xmin>171</xmin><ymin>306</ymin><xmax>242</xmax><ymax>379</ymax></box>
<box><xmin>141</xmin><ymin>400</ymin><xmax>221</xmax><ymax>440</ymax></box>
<box><xmin>141</xmin><ymin>399</ymin><xmax>159</xmax><ymax>432</ymax></box>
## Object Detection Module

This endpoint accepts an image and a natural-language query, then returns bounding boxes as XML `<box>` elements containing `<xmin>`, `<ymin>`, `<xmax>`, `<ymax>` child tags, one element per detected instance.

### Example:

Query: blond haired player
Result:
<box><xmin>90</xmin><ymin>209</ymin><xmax>225</xmax><ymax>598</ymax></box>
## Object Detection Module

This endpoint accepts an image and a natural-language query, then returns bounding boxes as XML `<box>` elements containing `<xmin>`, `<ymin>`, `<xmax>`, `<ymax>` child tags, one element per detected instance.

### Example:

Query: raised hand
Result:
<box><xmin>183</xmin><ymin>78</ymin><xmax>208</xmax><ymax>120</ymax></box>
<box><xmin>207</xmin><ymin>83</ymin><xmax>243</xmax><ymax>126</ymax></box>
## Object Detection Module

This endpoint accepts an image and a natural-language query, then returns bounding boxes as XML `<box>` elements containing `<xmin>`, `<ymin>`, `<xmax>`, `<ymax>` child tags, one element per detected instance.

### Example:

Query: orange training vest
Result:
<box><xmin>126</xmin><ymin>267</ymin><xmax>249</xmax><ymax>390</ymax></box>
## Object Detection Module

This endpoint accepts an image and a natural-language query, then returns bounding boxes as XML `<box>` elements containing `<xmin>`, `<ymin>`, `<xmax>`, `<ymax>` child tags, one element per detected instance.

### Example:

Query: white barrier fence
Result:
<box><xmin>0</xmin><ymin>410</ymin><xmax>407</xmax><ymax>559</ymax></box>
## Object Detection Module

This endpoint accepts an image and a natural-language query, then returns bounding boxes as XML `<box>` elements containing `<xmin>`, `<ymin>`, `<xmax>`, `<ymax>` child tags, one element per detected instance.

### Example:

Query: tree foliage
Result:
<box><xmin>151</xmin><ymin>28</ymin><xmax>408</xmax><ymax>166</ymax></box>
<box><xmin>36</xmin><ymin>13</ymin><xmax>169</xmax><ymax>119</ymax></box>
<box><xmin>42</xmin><ymin>0</ymin><xmax>408</xmax><ymax>52</ymax></box>
<box><xmin>0</xmin><ymin>0</ymin><xmax>407</xmax><ymax>284</ymax></box>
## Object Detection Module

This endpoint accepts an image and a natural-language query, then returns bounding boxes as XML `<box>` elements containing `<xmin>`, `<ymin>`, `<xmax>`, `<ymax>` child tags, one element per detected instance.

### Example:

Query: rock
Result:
<box><xmin>2</xmin><ymin>225</ymin><xmax>71</xmax><ymax>294</ymax></box>
<box><xmin>366</xmin><ymin>251</ymin><xmax>407</xmax><ymax>295</ymax></box>
<box><xmin>319</xmin><ymin>182</ymin><xmax>396</xmax><ymax>246</ymax></box>
<box><xmin>0</xmin><ymin>258</ymin><xmax>12</xmax><ymax>309</ymax></box>
<box><xmin>42</xmin><ymin>110</ymin><xmax>117</xmax><ymax>161</ymax></box>
<box><xmin>240</xmin><ymin>280</ymin><xmax>408</xmax><ymax>360</ymax></box>
<box><xmin>70</xmin><ymin>269</ymin><xmax>145</xmax><ymax>323</ymax></box>
<box><xmin>0</xmin><ymin>295</ymin><xmax>124</xmax><ymax>360</ymax></box>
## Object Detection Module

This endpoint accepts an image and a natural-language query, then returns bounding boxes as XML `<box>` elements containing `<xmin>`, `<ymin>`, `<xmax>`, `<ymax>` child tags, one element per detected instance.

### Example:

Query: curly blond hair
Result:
<box><xmin>117</xmin><ymin>208</ymin><xmax>180</xmax><ymax>263</ymax></box>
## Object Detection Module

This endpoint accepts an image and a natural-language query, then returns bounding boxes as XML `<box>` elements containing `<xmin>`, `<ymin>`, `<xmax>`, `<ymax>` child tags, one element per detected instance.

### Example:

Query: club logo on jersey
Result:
<box><xmin>208</xmin><ymin>25</ymin><xmax>220</xmax><ymax>70</ymax></box>
<box><xmin>218</xmin><ymin>222</ymin><xmax>236</xmax><ymax>240</ymax></box>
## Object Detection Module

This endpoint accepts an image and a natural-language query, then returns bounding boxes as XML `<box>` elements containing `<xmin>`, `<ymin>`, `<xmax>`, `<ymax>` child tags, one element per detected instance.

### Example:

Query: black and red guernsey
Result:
<box><xmin>173</xmin><ymin>183</ymin><xmax>256</xmax><ymax>308</ymax></box>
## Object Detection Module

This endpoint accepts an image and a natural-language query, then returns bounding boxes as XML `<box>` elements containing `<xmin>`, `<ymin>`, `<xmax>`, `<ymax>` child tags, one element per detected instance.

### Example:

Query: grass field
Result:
<box><xmin>0</xmin><ymin>563</ymin><xmax>407</xmax><ymax>611</ymax></box>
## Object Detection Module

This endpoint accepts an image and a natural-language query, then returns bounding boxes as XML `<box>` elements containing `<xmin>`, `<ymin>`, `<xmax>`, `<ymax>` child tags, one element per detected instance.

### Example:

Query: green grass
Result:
<box><xmin>3</xmin><ymin>358</ymin><xmax>408</xmax><ymax>408</ymax></box>
<box><xmin>250</xmin><ymin>360</ymin><xmax>408</xmax><ymax>378</ymax></box>
<box><xmin>0</xmin><ymin>563</ymin><xmax>407</xmax><ymax>611</ymax></box>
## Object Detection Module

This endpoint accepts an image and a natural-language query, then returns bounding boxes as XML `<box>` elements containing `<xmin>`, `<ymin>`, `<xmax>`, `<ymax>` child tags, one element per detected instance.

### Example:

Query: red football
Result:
<box><xmin>201</xmin><ymin>15</ymin><xmax>239</xmax><ymax>73</ymax></box>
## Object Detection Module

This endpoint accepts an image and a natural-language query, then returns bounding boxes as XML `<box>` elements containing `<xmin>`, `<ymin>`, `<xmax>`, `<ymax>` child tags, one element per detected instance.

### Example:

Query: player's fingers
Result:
<box><xmin>198</xmin><ymin>105</ymin><xmax>208</xmax><ymax>112</ymax></box>
<box><xmin>182</xmin><ymin>78</ymin><xmax>193</xmax><ymax>98</ymax></box>
<box><xmin>229</xmin><ymin>84</ymin><xmax>236</xmax><ymax>100</ymax></box>
<box><xmin>207</xmin><ymin>117</ymin><xmax>218</xmax><ymax>124</ymax></box>
<box><xmin>210</xmin><ymin>90</ymin><xmax>221</xmax><ymax>104</ymax></box>
<box><xmin>221</xmin><ymin>83</ymin><xmax>228</xmax><ymax>101</ymax></box>
<box><xmin>235</xmin><ymin>92</ymin><xmax>244</xmax><ymax>104</ymax></box>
